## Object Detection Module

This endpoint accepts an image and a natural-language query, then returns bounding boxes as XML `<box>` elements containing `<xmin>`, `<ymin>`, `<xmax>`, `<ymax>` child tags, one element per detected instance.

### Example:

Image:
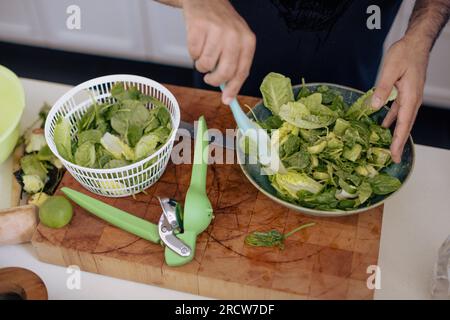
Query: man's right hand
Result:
<box><xmin>182</xmin><ymin>0</ymin><xmax>256</xmax><ymax>104</ymax></box>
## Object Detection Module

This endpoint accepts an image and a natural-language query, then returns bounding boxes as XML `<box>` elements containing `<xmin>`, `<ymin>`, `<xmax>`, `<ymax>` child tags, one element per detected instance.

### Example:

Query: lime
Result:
<box><xmin>39</xmin><ymin>195</ymin><xmax>73</xmax><ymax>228</ymax></box>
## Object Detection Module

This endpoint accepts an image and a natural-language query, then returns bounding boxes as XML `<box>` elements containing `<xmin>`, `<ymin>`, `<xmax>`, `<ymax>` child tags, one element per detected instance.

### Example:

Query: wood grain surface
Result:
<box><xmin>0</xmin><ymin>267</ymin><xmax>48</xmax><ymax>300</ymax></box>
<box><xmin>31</xmin><ymin>85</ymin><xmax>383</xmax><ymax>299</ymax></box>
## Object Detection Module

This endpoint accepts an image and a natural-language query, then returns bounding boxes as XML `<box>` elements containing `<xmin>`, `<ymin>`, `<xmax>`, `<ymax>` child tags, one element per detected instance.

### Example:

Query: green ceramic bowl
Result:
<box><xmin>0</xmin><ymin>65</ymin><xmax>25</xmax><ymax>164</ymax></box>
<box><xmin>237</xmin><ymin>83</ymin><xmax>415</xmax><ymax>217</ymax></box>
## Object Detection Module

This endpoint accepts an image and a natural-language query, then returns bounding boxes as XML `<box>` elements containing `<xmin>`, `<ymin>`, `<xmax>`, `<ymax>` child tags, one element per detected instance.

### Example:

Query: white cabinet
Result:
<box><xmin>384</xmin><ymin>1</ymin><xmax>450</xmax><ymax>109</ymax></box>
<box><xmin>143</xmin><ymin>1</ymin><xmax>191</xmax><ymax>67</ymax></box>
<box><xmin>0</xmin><ymin>0</ymin><xmax>43</xmax><ymax>45</ymax></box>
<box><xmin>0</xmin><ymin>0</ymin><xmax>191</xmax><ymax>67</ymax></box>
<box><xmin>33</xmin><ymin>0</ymin><xmax>147</xmax><ymax>60</ymax></box>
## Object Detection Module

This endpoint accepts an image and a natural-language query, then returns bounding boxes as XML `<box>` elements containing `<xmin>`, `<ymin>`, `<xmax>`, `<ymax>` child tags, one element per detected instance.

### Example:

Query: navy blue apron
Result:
<box><xmin>193</xmin><ymin>0</ymin><xmax>402</xmax><ymax>95</ymax></box>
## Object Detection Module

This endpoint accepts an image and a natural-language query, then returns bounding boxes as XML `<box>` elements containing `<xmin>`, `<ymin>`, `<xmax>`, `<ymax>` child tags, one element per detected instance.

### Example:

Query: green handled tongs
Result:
<box><xmin>61</xmin><ymin>187</ymin><xmax>160</xmax><ymax>243</ymax></box>
<box><xmin>164</xmin><ymin>115</ymin><xmax>213</xmax><ymax>266</ymax></box>
<box><xmin>61</xmin><ymin>116</ymin><xmax>213</xmax><ymax>267</ymax></box>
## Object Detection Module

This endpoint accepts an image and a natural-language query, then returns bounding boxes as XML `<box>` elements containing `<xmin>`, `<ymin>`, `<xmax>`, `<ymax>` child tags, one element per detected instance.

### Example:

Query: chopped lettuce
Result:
<box><xmin>274</xmin><ymin>171</ymin><xmax>324</xmax><ymax>198</ymax></box>
<box><xmin>135</xmin><ymin>133</ymin><xmax>160</xmax><ymax>160</ymax></box>
<box><xmin>52</xmin><ymin>84</ymin><xmax>172</xmax><ymax>169</ymax></box>
<box><xmin>25</xmin><ymin>131</ymin><xmax>47</xmax><ymax>153</ymax></box>
<box><xmin>21</xmin><ymin>154</ymin><xmax>48</xmax><ymax>182</ymax></box>
<box><xmin>28</xmin><ymin>192</ymin><xmax>50</xmax><ymax>207</ymax></box>
<box><xmin>16</xmin><ymin>104</ymin><xmax>66</xmax><ymax>197</ymax></box>
<box><xmin>23</xmin><ymin>175</ymin><xmax>45</xmax><ymax>194</ymax></box>
<box><xmin>100</xmin><ymin>132</ymin><xmax>135</xmax><ymax>161</ymax></box>
<box><xmin>258</xmin><ymin>73</ymin><xmax>403</xmax><ymax>210</ymax></box>
<box><xmin>278</xmin><ymin>98</ymin><xmax>338</xmax><ymax>129</ymax></box>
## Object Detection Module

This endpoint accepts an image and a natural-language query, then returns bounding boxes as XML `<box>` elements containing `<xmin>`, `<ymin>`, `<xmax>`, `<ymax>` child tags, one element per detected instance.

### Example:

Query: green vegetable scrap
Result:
<box><xmin>245</xmin><ymin>222</ymin><xmax>316</xmax><ymax>249</ymax></box>
<box><xmin>15</xmin><ymin>104</ymin><xmax>65</xmax><ymax>197</ymax></box>
<box><xmin>256</xmin><ymin>73</ymin><xmax>402</xmax><ymax>211</ymax></box>
<box><xmin>54</xmin><ymin>83</ymin><xmax>172</xmax><ymax>169</ymax></box>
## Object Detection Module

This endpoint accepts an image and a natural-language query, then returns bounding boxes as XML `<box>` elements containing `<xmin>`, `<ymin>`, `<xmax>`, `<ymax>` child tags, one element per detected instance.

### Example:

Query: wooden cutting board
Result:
<box><xmin>31</xmin><ymin>85</ymin><xmax>383</xmax><ymax>300</ymax></box>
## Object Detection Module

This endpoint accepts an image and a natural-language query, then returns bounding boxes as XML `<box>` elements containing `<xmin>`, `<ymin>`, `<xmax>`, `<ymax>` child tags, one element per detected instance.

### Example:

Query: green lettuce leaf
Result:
<box><xmin>345</xmin><ymin>87</ymin><xmax>397</xmax><ymax>120</ymax></box>
<box><xmin>100</xmin><ymin>132</ymin><xmax>135</xmax><ymax>161</ymax></box>
<box><xmin>282</xmin><ymin>150</ymin><xmax>310</xmax><ymax>170</ymax></box>
<box><xmin>260</xmin><ymin>72</ymin><xmax>294</xmax><ymax>115</ymax></box>
<box><xmin>54</xmin><ymin>117</ymin><xmax>73</xmax><ymax>162</ymax></box>
<box><xmin>22</xmin><ymin>175</ymin><xmax>45</xmax><ymax>194</ymax></box>
<box><xmin>75</xmin><ymin>142</ymin><xmax>96</xmax><ymax>167</ymax></box>
<box><xmin>274</xmin><ymin>171</ymin><xmax>324</xmax><ymax>198</ymax></box>
<box><xmin>134</xmin><ymin>133</ymin><xmax>160</xmax><ymax>160</ymax></box>
<box><xmin>78</xmin><ymin>129</ymin><xmax>102</xmax><ymax>146</ymax></box>
<box><xmin>279</xmin><ymin>100</ymin><xmax>337</xmax><ymax>129</ymax></box>
<box><xmin>368</xmin><ymin>174</ymin><xmax>401</xmax><ymax>195</ymax></box>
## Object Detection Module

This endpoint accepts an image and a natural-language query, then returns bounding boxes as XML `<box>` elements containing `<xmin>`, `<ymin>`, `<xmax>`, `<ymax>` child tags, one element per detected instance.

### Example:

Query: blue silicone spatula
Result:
<box><xmin>219</xmin><ymin>83</ymin><xmax>285</xmax><ymax>173</ymax></box>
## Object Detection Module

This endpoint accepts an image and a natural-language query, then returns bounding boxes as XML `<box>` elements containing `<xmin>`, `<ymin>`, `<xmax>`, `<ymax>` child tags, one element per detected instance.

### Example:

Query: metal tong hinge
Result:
<box><xmin>157</xmin><ymin>197</ymin><xmax>191</xmax><ymax>257</ymax></box>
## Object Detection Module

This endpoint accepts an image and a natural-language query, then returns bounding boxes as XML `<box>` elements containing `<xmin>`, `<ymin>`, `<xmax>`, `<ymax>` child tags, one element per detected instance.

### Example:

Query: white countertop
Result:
<box><xmin>1</xmin><ymin>78</ymin><xmax>449</xmax><ymax>300</ymax></box>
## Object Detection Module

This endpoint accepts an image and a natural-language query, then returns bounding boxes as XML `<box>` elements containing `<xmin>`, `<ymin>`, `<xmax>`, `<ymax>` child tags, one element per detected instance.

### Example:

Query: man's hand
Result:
<box><xmin>372</xmin><ymin>37</ymin><xmax>428</xmax><ymax>163</ymax></box>
<box><xmin>372</xmin><ymin>0</ymin><xmax>450</xmax><ymax>163</ymax></box>
<box><xmin>182</xmin><ymin>0</ymin><xmax>256</xmax><ymax>104</ymax></box>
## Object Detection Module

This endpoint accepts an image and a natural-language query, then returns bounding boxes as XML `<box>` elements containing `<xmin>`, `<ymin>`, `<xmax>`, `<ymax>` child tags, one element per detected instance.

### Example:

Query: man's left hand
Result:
<box><xmin>372</xmin><ymin>37</ymin><xmax>429</xmax><ymax>163</ymax></box>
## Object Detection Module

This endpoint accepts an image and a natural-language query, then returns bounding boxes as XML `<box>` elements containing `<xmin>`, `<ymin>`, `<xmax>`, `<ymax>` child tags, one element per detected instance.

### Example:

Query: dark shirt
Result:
<box><xmin>194</xmin><ymin>0</ymin><xmax>402</xmax><ymax>96</ymax></box>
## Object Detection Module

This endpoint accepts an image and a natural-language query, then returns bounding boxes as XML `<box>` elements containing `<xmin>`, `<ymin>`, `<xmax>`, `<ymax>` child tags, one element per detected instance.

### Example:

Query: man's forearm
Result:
<box><xmin>406</xmin><ymin>0</ymin><xmax>450</xmax><ymax>52</ymax></box>
<box><xmin>154</xmin><ymin>0</ymin><xmax>183</xmax><ymax>8</ymax></box>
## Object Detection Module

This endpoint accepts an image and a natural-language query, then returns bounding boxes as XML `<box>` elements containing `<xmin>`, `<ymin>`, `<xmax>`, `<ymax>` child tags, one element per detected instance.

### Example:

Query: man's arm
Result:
<box><xmin>372</xmin><ymin>0</ymin><xmax>450</xmax><ymax>163</ymax></box>
<box><xmin>154</xmin><ymin>0</ymin><xmax>183</xmax><ymax>8</ymax></box>
<box><xmin>152</xmin><ymin>0</ymin><xmax>256</xmax><ymax>104</ymax></box>
<box><xmin>406</xmin><ymin>0</ymin><xmax>450</xmax><ymax>50</ymax></box>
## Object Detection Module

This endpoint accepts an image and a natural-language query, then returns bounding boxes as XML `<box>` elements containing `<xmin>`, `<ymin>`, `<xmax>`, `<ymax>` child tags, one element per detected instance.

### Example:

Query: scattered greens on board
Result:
<box><xmin>53</xmin><ymin>83</ymin><xmax>172</xmax><ymax>169</ymax></box>
<box><xmin>245</xmin><ymin>222</ymin><xmax>316</xmax><ymax>249</ymax></box>
<box><xmin>251</xmin><ymin>72</ymin><xmax>402</xmax><ymax>211</ymax></box>
<box><xmin>14</xmin><ymin>104</ymin><xmax>65</xmax><ymax>197</ymax></box>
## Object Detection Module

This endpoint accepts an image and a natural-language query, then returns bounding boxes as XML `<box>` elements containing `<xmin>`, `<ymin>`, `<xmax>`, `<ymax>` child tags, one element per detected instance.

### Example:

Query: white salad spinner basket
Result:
<box><xmin>45</xmin><ymin>75</ymin><xmax>180</xmax><ymax>197</ymax></box>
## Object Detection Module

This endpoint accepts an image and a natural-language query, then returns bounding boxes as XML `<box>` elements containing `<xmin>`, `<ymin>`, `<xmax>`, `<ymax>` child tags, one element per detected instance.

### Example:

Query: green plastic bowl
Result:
<box><xmin>237</xmin><ymin>83</ymin><xmax>415</xmax><ymax>217</ymax></box>
<box><xmin>0</xmin><ymin>65</ymin><xmax>25</xmax><ymax>164</ymax></box>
